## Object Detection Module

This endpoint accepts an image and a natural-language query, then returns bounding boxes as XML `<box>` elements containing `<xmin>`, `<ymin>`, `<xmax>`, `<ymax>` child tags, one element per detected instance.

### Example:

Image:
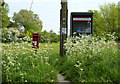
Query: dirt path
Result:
<box><xmin>118</xmin><ymin>43</ymin><xmax>120</xmax><ymax>49</ymax></box>
<box><xmin>57</xmin><ymin>74</ymin><xmax>72</xmax><ymax>84</ymax></box>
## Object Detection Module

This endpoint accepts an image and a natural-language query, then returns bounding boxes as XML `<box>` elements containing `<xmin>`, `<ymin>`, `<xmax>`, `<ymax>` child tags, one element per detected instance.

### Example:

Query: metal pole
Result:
<box><xmin>60</xmin><ymin>0</ymin><xmax>68</xmax><ymax>56</ymax></box>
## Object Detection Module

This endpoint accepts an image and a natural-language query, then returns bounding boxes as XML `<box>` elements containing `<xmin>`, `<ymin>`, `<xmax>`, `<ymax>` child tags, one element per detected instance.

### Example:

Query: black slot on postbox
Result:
<box><xmin>32</xmin><ymin>33</ymin><xmax>39</xmax><ymax>49</ymax></box>
<box><xmin>70</xmin><ymin>12</ymin><xmax>93</xmax><ymax>37</ymax></box>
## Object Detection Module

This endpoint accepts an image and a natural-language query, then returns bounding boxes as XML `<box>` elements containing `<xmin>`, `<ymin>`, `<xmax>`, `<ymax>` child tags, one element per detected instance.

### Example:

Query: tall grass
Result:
<box><xmin>1</xmin><ymin>34</ymin><xmax>119</xmax><ymax>83</ymax></box>
<box><xmin>59</xmin><ymin>34</ymin><xmax>119</xmax><ymax>83</ymax></box>
<box><xmin>1</xmin><ymin>42</ymin><xmax>58</xmax><ymax>83</ymax></box>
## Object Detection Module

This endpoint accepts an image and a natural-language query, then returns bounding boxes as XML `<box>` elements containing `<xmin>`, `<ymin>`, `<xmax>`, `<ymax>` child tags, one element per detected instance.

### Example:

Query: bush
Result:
<box><xmin>39</xmin><ymin>30</ymin><xmax>60</xmax><ymax>43</ymax></box>
<box><xmin>60</xmin><ymin>34</ymin><xmax>119</xmax><ymax>83</ymax></box>
<box><xmin>0</xmin><ymin>28</ymin><xmax>32</xmax><ymax>43</ymax></box>
<box><xmin>22</xmin><ymin>36</ymin><xmax>32</xmax><ymax>43</ymax></box>
<box><xmin>1</xmin><ymin>43</ymin><xmax>57</xmax><ymax>83</ymax></box>
<box><xmin>1</xmin><ymin>28</ymin><xmax>20</xmax><ymax>43</ymax></box>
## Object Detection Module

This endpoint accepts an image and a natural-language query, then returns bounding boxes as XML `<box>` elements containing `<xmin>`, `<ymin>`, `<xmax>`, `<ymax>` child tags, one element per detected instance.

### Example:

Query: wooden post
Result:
<box><xmin>60</xmin><ymin>0</ymin><xmax>68</xmax><ymax>56</ymax></box>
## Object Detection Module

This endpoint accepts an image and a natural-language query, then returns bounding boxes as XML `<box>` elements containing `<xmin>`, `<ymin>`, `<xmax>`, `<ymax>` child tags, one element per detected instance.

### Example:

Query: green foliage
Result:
<box><xmin>26</xmin><ymin>22</ymin><xmax>42</xmax><ymax>37</ymax></box>
<box><xmin>59</xmin><ymin>34</ymin><xmax>119</xmax><ymax>83</ymax></box>
<box><xmin>0</xmin><ymin>27</ymin><xmax>32</xmax><ymax>43</ymax></box>
<box><xmin>1</xmin><ymin>28</ymin><xmax>20</xmax><ymax>43</ymax></box>
<box><xmin>12</xmin><ymin>9</ymin><xmax>43</xmax><ymax>35</ymax></box>
<box><xmin>1</xmin><ymin>43</ymin><xmax>58</xmax><ymax>83</ymax></box>
<box><xmin>46</xmin><ymin>43</ymin><xmax>61</xmax><ymax>69</ymax></box>
<box><xmin>22</xmin><ymin>36</ymin><xmax>32</xmax><ymax>43</ymax></box>
<box><xmin>8</xmin><ymin>21</ymin><xmax>19</xmax><ymax>28</ymax></box>
<box><xmin>49</xmin><ymin>30</ymin><xmax>60</xmax><ymax>43</ymax></box>
<box><xmin>39</xmin><ymin>30</ymin><xmax>50</xmax><ymax>43</ymax></box>
<box><xmin>39</xmin><ymin>30</ymin><xmax>59</xmax><ymax>43</ymax></box>
<box><xmin>89</xmin><ymin>3</ymin><xmax>119</xmax><ymax>41</ymax></box>
<box><xmin>0</xmin><ymin>1</ymin><xmax>10</xmax><ymax>28</ymax></box>
<box><xmin>99</xmin><ymin>3</ymin><xmax>118</xmax><ymax>33</ymax></box>
<box><xmin>88</xmin><ymin>10</ymin><xmax>105</xmax><ymax>36</ymax></box>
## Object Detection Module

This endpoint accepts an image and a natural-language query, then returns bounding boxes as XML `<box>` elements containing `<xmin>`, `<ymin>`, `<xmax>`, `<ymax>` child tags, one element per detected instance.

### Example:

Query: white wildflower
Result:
<box><xmin>74</xmin><ymin>64</ymin><xmax>80</xmax><ymax>68</ymax></box>
<box><xmin>25</xmin><ymin>80</ymin><xmax>27</xmax><ymax>82</ymax></box>
<box><xmin>80</xmin><ymin>68</ymin><xmax>83</xmax><ymax>71</ymax></box>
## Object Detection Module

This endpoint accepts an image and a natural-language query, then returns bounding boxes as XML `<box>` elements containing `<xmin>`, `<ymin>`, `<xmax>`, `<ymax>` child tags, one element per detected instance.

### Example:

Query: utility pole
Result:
<box><xmin>60</xmin><ymin>0</ymin><xmax>68</xmax><ymax>56</ymax></box>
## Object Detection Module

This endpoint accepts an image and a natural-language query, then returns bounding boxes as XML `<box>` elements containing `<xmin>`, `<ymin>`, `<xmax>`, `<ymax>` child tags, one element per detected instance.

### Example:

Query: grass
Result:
<box><xmin>1</xmin><ymin>35</ymin><xmax>120</xmax><ymax>83</ymax></box>
<box><xmin>1</xmin><ymin>42</ymin><xmax>59</xmax><ymax>83</ymax></box>
<box><xmin>57</xmin><ymin>35</ymin><xmax>120</xmax><ymax>83</ymax></box>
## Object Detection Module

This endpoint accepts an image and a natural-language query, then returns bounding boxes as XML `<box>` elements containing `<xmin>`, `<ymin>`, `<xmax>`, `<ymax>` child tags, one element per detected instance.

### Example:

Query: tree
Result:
<box><xmin>49</xmin><ymin>30</ymin><xmax>59</xmax><ymax>43</ymax></box>
<box><xmin>1</xmin><ymin>27</ymin><xmax>20</xmax><ymax>43</ymax></box>
<box><xmin>0</xmin><ymin>0</ymin><xmax>10</xmax><ymax>28</ymax></box>
<box><xmin>100</xmin><ymin>3</ymin><xmax>119</xmax><ymax>41</ymax></box>
<box><xmin>12</xmin><ymin>9</ymin><xmax>43</xmax><ymax>35</ymax></box>
<box><xmin>88</xmin><ymin>3</ymin><xmax>119</xmax><ymax>40</ymax></box>
<box><xmin>8</xmin><ymin>21</ymin><xmax>18</xmax><ymax>28</ymax></box>
<box><xmin>88</xmin><ymin>10</ymin><xmax>106</xmax><ymax>36</ymax></box>
<box><xmin>39</xmin><ymin>30</ymin><xmax>50</xmax><ymax>43</ymax></box>
<box><xmin>26</xmin><ymin>22</ymin><xmax>42</xmax><ymax>36</ymax></box>
<box><xmin>99</xmin><ymin>3</ymin><xmax>118</xmax><ymax>33</ymax></box>
<box><xmin>39</xmin><ymin>30</ymin><xmax>59</xmax><ymax>43</ymax></box>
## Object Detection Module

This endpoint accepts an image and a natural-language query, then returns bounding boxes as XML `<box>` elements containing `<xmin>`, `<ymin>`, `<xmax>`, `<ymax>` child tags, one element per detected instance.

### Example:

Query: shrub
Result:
<box><xmin>1</xmin><ymin>28</ymin><xmax>20</xmax><ymax>43</ymax></box>
<box><xmin>1</xmin><ymin>43</ymin><xmax>57</xmax><ymax>83</ymax></box>
<box><xmin>22</xmin><ymin>36</ymin><xmax>32</xmax><ymax>43</ymax></box>
<box><xmin>60</xmin><ymin>34</ymin><xmax>119</xmax><ymax>83</ymax></box>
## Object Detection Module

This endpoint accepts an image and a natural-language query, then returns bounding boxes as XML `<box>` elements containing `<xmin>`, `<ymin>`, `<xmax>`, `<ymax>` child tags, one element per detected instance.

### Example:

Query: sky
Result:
<box><xmin>5</xmin><ymin>0</ymin><xmax>119</xmax><ymax>35</ymax></box>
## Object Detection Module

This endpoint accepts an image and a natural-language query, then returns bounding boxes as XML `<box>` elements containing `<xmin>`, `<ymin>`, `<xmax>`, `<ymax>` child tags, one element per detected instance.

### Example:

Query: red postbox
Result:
<box><xmin>32</xmin><ymin>33</ymin><xmax>39</xmax><ymax>48</ymax></box>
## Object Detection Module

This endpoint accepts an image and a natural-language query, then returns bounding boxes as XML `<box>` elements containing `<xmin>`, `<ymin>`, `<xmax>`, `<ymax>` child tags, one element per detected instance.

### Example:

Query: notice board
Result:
<box><xmin>70</xmin><ymin>12</ymin><xmax>93</xmax><ymax>37</ymax></box>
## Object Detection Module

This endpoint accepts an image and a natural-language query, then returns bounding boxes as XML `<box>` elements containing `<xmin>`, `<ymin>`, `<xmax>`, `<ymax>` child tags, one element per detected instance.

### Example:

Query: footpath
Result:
<box><xmin>57</xmin><ymin>74</ymin><xmax>72</xmax><ymax>84</ymax></box>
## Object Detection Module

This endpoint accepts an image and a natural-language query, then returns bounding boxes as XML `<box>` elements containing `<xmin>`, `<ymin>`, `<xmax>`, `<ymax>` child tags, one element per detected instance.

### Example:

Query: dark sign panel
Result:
<box><xmin>70</xmin><ymin>12</ymin><xmax>93</xmax><ymax>37</ymax></box>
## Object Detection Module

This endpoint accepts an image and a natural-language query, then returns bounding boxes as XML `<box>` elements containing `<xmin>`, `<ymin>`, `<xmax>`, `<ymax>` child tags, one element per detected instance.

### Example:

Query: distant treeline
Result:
<box><xmin>88</xmin><ymin>3</ymin><xmax>119</xmax><ymax>41</ymax></box>
<box><xmin>0</xmin><ymin>1</ymin><xmax>119</xmax><ymax>43</ymax></box>
<box><xmin>0</xmin><ymin>1</ymin><xmax>59</xmax><ymax>43</ymax></box>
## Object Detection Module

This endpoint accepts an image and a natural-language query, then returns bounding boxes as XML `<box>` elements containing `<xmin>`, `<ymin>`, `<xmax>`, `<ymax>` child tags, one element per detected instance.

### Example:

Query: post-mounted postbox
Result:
<box><xmin>70</xmin><ymin>12</ymin><xmax>93</xmax><ymax>37</ymax></box>
<box><xmin>32</xmin><ymin>33</ymin><xmax>39</xmax><ymax>49</ymax></box>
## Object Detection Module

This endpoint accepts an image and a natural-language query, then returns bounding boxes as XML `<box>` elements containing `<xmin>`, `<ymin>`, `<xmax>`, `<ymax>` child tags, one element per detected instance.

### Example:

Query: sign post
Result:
<box><xmin>60</xmin><ymin>0</ymin><xmax>68</xmax><ymax>56</ymax></box>
<box><xmin>32</xmin><ymin>33</ymin><xmax>39</xmax><ymax>55</ymax></box>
